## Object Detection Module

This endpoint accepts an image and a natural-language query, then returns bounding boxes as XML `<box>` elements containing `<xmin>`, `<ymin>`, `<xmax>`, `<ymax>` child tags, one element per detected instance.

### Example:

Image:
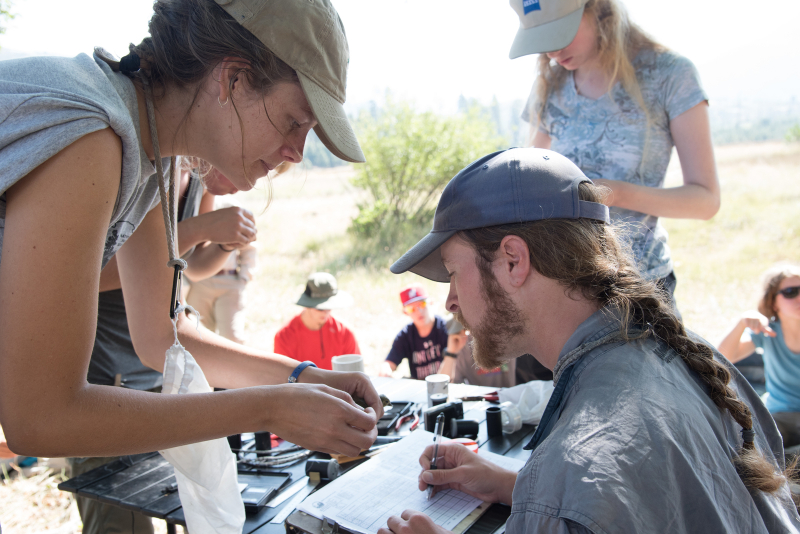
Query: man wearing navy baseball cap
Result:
<box><xmin>381</xmin><ymin>148</ymin><xmax>798</xmax><ymax>534</ymax></box>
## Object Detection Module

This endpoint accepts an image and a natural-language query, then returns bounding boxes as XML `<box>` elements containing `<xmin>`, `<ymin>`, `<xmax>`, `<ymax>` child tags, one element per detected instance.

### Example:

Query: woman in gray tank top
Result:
<box><xmin>0</xmin><ymin>0</ymin><xmax>384</xmax><ymax>461</ymax></box>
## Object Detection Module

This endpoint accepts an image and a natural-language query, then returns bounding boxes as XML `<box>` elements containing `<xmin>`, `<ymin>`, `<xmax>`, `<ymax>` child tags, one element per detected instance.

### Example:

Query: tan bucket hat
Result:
<box><xmin>214</xmin><ymin>0</ymin><xmax>365</xmax><ymax>163</ymax></box>
<box><xmin>508</xmin><ymin>0</ymin><xmax>588</xmax><ymax>59</ymax></box>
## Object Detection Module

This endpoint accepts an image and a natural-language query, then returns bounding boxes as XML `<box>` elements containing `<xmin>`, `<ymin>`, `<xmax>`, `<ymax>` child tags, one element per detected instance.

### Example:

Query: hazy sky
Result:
<box><xmin>2</xmin><ymin>0</ymin><xmax>798</xmax><ymax>112</ymax></box>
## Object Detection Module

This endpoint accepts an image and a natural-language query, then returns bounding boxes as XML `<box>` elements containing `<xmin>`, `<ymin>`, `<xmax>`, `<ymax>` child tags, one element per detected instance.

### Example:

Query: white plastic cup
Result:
<box><xmin>425</xmin><ymin>374</ymin><xmax>450</xmax><ymax>408</ymax></box>
<box><xmin>331</xmin><ymin>354</ymin><xmax>365</xmax><ymax>373</ymax></box>
<box><xmin>499</xmin><ymin>401</ymin><xmax>523</xmax><ymax>434</ymax></box>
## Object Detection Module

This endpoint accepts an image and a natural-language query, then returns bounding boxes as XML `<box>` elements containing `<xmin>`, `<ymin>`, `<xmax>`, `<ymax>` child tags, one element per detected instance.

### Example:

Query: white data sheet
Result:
<box><xmin>297</xmin><ymin>430</ymin><xmax>526</xmax><ymax>534</ymax></box>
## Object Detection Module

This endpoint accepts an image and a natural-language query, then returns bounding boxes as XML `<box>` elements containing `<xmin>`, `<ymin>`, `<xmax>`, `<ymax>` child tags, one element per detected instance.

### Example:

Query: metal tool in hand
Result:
<box><xmin>427</xmin><ymin>413</ymin><xmax>446</xmax><ymax>501</ymax></box>
<box><xmin>353</xmin><ymin>393</ymin><xmax>392</xmax><ymax>411</ymax></box>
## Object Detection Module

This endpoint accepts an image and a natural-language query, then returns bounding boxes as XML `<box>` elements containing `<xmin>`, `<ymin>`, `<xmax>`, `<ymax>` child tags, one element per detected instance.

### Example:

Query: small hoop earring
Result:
<box><xmin>218</xmin><ymin>96</ymin><xmax>229</xmax><ymax>108</ymax></box>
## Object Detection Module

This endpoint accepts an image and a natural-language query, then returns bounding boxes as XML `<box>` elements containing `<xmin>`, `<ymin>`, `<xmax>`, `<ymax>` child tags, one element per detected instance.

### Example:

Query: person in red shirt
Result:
<box><xmin>274</xmin><ymin>272</ymin><xmax>360</xmax><ymax>370</ymax></box>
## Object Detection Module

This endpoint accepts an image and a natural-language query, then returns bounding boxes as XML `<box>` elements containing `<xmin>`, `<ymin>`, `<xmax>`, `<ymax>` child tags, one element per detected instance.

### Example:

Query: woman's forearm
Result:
<box><xmin>126</xmin><ymin>305</ymin><xmax>297</xmax><ymax>388</ymax></box>
<box><xmin>176</xmin><ymin>316</ymin><xmax>299</xmax><ymax>388</ymax></box>
<box><xmin>717</xmin><ymin>319</ymin><xmax>751</xmax><ymax>362</ymax></box>
<box><xmin>9</xmin><ymin>383</ymin><xmax>270</xmax><ymax>458</ymax></box>
<box><xmin>8</xmin><ymin>373</ymin><xmax>378</xmax><ymax>459</ymax></box>
<box><xmin>598</xmin><ymin>180</ymin><xmax>720</xmax><ymax>219</ymax></box>
<box><xmin>176</xmin><ymin>215</ymin><xmax>211</xmax><ymax>256</ymax></box>
<box><xmin>183</xmin><ymin>242</ymin><xmax>234</xmax><ymax>282</ymax></box>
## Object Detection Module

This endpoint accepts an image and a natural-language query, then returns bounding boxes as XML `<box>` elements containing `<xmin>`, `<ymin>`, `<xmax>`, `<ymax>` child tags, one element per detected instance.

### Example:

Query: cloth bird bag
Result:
<box><xmin>142</xmin><ymin>78</ymin><xmax>245</xmax><ymax>533</ymax></box>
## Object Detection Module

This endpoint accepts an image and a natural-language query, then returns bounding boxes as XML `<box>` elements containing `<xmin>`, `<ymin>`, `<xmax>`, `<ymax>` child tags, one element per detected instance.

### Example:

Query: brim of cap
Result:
<box><xmin>298</xmin><ymin>72</ymin><xmax>365</xmax><ymax>163</ymax></box>
<box><xmin>296</xmin><ymin>290</ymin><xmax>354</xmax><ymax>310</ymax></box>
<box><xmin>390</xmin><ymin>230</ymin><xmax>456</xmax><ymax>283</ymax></box>
<box><xmin>402</xmin><ymin>296</ymin><xmax>427</xmax><ymax>306</ymax></box>
<box><xmin>509</xmin><ymin>6</ymin><xmax>584</xmax><ymax>59</ymax></box>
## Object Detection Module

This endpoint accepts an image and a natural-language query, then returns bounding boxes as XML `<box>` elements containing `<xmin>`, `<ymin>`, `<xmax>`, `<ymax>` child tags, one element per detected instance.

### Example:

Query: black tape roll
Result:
<box><xmin>430</xmin><ymin>393</ymin><xmax>448</xmax><ymax>406</ymax></box>
<box><xmin>305</xmin><ymin>459</ymin><xmax>340</xmax><ymax>481</ymax></box>
<box><xmin>450</xmin><ymin>419</ymin><xmax>480</xmax><ymax>439</ymax></box>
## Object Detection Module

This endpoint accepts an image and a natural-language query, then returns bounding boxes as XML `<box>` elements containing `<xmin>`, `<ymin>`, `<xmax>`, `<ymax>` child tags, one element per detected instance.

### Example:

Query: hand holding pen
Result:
<box><xmin>426</xmin><ymin>413</ymin><xmax>446</xmax><ymax>500</ymax></box>
<box><xmin>418</xmin><ymin>440</ymin><xmax>518</xmax><ymax>506</ymax></box>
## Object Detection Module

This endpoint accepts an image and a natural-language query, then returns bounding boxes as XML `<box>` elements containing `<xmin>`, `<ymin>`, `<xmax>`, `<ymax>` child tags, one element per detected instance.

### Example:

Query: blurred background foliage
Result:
<box><xmin>345</xmin><ymin>97</ymin><xmax>506</xmax><ymax>258</ymax></box>
<box><xmin>0</xmin><ymin>1</ymin><xmax>14</xmax><ymax>47</ymax></box>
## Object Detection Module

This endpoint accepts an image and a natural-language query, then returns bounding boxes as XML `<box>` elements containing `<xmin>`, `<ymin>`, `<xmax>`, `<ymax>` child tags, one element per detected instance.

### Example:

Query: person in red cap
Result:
<box><xmin>379</xmin><ymin>285</ymin><xmax>448</xmax><ymax>380</ymax></box>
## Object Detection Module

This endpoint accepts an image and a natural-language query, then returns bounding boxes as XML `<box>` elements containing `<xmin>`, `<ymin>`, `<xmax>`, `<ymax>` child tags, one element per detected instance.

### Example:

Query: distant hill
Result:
<box><xmin>305</xmin><ymin>95</ymin><xmax>800</xmax><ymax>168</ymax></box>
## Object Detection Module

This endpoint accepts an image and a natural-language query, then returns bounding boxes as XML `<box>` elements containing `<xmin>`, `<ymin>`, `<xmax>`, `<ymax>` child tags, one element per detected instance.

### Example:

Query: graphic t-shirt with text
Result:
<box><xmin>386</xmin><ymin>316</ymin><xmax>448</xmax><ymax>380</ymax></box>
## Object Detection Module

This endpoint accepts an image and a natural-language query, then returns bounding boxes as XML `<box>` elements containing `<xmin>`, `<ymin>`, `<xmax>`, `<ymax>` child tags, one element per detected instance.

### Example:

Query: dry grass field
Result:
<box><xmin>238</xmin><ymin>140</ymin><xmax>800</xmax><ymax>367</ymax></box>
<box><xmin>1</xmin><ymin>140</ymin><xmax>798</xmax><ymax>532</ymax></box>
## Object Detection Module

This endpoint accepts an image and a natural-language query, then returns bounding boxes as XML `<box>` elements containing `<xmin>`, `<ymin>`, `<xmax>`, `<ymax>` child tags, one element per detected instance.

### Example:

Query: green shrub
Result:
<box><xmin>786</xmin><ymin>124</ymin><xmax>800</xmax><ymax>142</ymax></box>
<box><xmin>349</xmin><ymin>99</ymin><xmax>506</xmax><ymax>251</ymax></box>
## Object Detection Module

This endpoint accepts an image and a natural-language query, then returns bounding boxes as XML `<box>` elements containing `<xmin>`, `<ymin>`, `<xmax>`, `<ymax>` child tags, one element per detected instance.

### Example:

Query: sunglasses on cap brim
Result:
<box><xmin>777</xmin><ymin>286</ymin><xmax>800</xmax><ymax>299</ymax></box>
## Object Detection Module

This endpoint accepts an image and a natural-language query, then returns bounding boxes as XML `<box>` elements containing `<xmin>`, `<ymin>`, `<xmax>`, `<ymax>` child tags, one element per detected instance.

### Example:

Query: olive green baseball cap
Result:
<box><xmin>214</xmin><ymin>0</ymin><xmax>365</xmax><ymax>163</ymax></box>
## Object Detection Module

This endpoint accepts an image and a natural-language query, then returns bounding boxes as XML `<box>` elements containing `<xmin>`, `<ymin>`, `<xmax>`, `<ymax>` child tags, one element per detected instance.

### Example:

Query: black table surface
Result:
<box><xmin>58</xmin><ymin>378</ymin><xmax>535</xmax><ymax>533</ymax></box>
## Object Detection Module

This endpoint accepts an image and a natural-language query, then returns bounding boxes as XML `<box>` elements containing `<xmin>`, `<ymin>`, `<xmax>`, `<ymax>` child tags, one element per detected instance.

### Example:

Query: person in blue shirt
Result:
<box><xmin>380</xmin><ymin>285</ymin><xmax>448</xmax><ymax>380</ymax></box>
<box><xmin>719</xmin><ymin>263</ymin><xmax>800</xmax><ymax>448</ymax></box>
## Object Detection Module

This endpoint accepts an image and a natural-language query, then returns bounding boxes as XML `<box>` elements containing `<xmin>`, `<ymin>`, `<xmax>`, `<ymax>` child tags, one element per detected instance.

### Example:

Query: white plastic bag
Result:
<box><xmin>159</xmin><ymin>335</ymin><xmax>245</xmax><ymax>533</ymax></box>
<box><xmin>497</xmin><ymin>380</ymin><xmax>555</xmax><ymax>425</ymax></box>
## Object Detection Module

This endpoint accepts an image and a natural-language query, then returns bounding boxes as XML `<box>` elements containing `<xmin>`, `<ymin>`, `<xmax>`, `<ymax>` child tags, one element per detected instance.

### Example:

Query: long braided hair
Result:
<box><xmin>459</xmin><ymin>182</ymin><xmax>790</xmax><ymax>496</ymax></box>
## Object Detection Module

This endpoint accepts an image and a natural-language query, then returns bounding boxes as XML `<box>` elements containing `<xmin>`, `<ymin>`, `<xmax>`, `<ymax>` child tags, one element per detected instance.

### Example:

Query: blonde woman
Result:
<box><xmin>510</xmin><ymin>0</ymin><xmax>720</xmax><ymax>303</ymax></box>
<box><xmin>0</xmin><ymin>0</ymin><xmax>383</xmax><ymax>461</ymax></box>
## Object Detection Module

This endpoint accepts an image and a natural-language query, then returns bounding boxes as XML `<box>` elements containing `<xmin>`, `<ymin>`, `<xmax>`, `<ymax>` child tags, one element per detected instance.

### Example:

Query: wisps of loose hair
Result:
<box><xmin>529</xmin><ymin>0</ymin><xmax>663</xmax><ymax>166</ymax></box>
<box><xmin>458</xmin><ymin>182</ymin><xmax>792</xmax><ymax>498</ymax></box>
<box><xmin>99</xmin><ymin>0</ymin><xmax>300</xmax><ymax>195</ymax></box>
<box><xmin>758</xmin><ymin>263</ymin><xmax>800</xmax><ymax>321</ymax></box>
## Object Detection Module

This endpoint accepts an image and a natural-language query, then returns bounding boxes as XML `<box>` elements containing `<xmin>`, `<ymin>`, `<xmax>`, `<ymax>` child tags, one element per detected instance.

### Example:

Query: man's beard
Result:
<box><xmin>456</xmin><ymin>261</ymin><xmax>525</xmax><ymax>370</ymax></box>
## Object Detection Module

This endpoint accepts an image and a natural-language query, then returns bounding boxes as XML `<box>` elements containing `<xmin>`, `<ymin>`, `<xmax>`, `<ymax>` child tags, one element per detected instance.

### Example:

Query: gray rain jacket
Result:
<box><xmin>507</xmin><ymin>309</ymin><xmax>800</xmax><ymax>534</ymax></box>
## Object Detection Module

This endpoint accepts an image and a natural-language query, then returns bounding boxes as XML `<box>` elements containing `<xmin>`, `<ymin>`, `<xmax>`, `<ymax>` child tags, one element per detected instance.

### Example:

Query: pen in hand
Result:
<box><xmin>427</xmin><ymin>413</ymin><xmax>446</xmax><ymax>501</ymax></box>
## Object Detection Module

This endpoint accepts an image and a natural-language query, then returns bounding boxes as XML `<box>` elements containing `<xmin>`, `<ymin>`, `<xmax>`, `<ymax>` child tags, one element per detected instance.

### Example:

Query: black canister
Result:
<box><xmin>305</xmin><ymin>459</ymin><xmax>340</xmax><ymax>481</ymax></box>
<box><xmin>254</xmin><ymin>431</ymin><xmax>272</xmax><ymax>456</ymax></box>
<box><xmin>450</xmin><ymin>418</ymin><xmax>480</xmax><ymax>439</ymax></box>
<box><xmin>227</xmin><ymin>434</ymin><xmax>242</xmax><ymax>451</ymax></box>
<box><xmin>486</xmin><ymin>406</ymin><xmax>503</xmax><ymax>438</ymax></box>
<box><xmin>430</xmin><ymin>393</ymin><xmax>448</xmax><ymax>406</ymax></box>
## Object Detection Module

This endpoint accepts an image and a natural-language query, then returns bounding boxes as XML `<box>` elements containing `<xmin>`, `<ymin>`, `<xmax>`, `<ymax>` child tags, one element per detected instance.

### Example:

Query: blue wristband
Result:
<box><xmin>288</xmin><ymin>361</ymin><xmax>317</xmax><ymax>383</ymax></box>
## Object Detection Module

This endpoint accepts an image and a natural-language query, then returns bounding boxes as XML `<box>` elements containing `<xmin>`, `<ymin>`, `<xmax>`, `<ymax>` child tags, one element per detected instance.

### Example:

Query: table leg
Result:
<box><xmin>166</xmin><ymin>521</ymin><xmax>176</xmax><ymax>534</ymax></box>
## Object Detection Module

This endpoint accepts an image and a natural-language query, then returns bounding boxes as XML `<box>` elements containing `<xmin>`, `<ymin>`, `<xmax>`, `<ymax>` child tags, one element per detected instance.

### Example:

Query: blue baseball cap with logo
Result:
<box><xmin>390</xmin><ymin>148</ymin><xmax>610</xmax><ymax>283</ymax></box>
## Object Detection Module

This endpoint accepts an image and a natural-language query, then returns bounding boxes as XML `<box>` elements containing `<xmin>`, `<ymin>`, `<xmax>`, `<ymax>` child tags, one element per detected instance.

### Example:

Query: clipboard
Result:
<box><xmin>289</xmin><ymin>431</ymin><xmax>524</xmax><ymax>534</ymax></box>
<box><xmin>284</xmin><ymin>502</ymin><xmax>511</xmax><ymax>534</ymax></box>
